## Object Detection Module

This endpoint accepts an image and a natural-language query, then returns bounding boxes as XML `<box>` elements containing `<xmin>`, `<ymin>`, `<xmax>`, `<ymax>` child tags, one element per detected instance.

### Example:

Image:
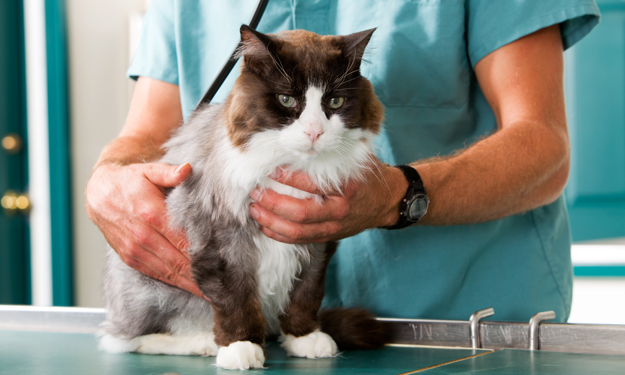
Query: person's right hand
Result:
<box><xmin>85</xmin><ymin>162</ymin><xmax>209</xmax><ymax>301</ymax></box>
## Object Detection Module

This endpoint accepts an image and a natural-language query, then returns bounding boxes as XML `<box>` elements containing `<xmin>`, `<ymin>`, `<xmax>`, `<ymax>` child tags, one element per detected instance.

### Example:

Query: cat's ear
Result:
<box><xmin>238</xmin><ymin>25</ymin><xmax>277</xmax><ymax>76</ymax></box>
<box><xmin>342</xmin><ymin>28</ymin><xmax>376</xmax><ymax>65</ymax></box>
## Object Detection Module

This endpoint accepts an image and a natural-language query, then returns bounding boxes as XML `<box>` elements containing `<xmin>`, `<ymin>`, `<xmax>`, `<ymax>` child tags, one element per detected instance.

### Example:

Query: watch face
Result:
<box><xmin>407</xmin><ymin>194</ymin><xmax>429</xmax><ymax>220</ymax></box>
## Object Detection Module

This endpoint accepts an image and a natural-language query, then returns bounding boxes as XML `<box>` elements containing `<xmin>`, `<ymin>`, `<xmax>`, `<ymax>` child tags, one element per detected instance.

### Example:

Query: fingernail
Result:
<box><xmin>250</xmin><ymin>189</ymin><xmax>261</xmax><ymax>202</ymax></box>
<box><xmin>174</xmin><ymin>163</ymin><xmax>189</xmax><ymax>174</ymax></box>
<box><xmin>249</xmin><ymin>205</ymin><xmax>260</xmax><ymax>220</ymax></box>
<box><xmin>270</xmin><ymin>168</ymin><xmax>282</xmax><ymax>179</ymax></box>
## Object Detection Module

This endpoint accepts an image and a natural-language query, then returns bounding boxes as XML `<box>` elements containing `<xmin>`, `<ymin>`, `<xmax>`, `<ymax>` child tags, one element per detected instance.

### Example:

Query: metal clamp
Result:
<box><xmin>469</xmin><ymin>308</ymin><xmax>495</xmax><ymax>349</ymax></box>
<box><xmin>528</xmin><ymin>310</ymin><xmax>556</xmax><ymax>351</ymax></box>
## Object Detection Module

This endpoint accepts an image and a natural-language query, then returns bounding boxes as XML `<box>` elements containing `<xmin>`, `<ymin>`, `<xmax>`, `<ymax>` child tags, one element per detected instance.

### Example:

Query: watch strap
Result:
<box><xmin>384</xmin><ymin>165</ymin><xmax>427</xmax><ymax>230</ymax></box>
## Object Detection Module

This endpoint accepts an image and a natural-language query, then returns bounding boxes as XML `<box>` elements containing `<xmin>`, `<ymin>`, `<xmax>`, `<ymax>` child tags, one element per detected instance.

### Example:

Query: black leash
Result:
<box><xmin>195</xmin><ymin>0</ymin><xmax>270</xmax><ymax>109</ymax></box>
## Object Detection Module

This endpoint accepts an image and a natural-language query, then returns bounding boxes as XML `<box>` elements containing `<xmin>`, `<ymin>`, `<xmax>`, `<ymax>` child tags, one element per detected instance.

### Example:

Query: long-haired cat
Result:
<box><xmin>100</xmin><ymin>25</ymin><xmax>387</xmax><ymax>370</ymax></box>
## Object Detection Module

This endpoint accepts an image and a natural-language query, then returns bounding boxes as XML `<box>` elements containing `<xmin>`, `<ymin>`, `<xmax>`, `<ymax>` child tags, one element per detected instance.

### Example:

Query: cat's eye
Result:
<box><xmin>278</xmin><ymin>95</ymin><xmax>296</xmax><ymax>108</ymax></box>
<box><xmin>328</xmin><ymin>97</ymin><xmax>345</xmax><ymax>109</ymax></box>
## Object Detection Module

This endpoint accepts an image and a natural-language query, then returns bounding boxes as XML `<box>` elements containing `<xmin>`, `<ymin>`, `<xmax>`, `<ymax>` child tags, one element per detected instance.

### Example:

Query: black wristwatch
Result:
<box><xmin>384</xmin><ymin>165</ymin><xmax>430</xmax><ymax>230</ymax></box>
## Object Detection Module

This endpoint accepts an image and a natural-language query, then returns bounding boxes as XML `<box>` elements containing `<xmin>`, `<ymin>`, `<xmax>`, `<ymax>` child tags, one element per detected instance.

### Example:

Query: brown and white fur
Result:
<box><xmin>100</xmin><ymin>26</ymin><xmax>386</xmax><ymax>370</ymax></box>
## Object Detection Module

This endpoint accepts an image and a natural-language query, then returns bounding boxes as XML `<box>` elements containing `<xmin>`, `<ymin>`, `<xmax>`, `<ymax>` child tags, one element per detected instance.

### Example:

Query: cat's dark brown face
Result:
<box><xmin>224</xmin><ymin>26</ymin><xmax>383</xmax><ymax>156</ymax></box>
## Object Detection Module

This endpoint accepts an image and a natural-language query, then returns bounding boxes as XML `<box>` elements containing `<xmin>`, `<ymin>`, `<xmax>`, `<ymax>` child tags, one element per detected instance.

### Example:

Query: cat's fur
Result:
<box><xmin>100</xmin><ymin>26</ymin><xmax>386</xmax><ymax>370</ymax></box>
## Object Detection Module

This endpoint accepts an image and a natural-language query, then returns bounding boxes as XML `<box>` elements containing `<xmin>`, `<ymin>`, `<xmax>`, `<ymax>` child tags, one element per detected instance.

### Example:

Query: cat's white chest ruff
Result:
<box><xmin>253</xmin><ymin>232</ymin><xmax>307</xmax><ymax>332</ymax></box>
<box><xmin>253</xmin><ymin>178</ymin><xmax>318</xmax><ymax>332</ymax></box>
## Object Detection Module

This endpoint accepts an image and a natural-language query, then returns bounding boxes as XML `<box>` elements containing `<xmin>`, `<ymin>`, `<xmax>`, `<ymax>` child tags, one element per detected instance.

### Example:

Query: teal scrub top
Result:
<box><xmin>128</xmin><ymin>0</ymin><xmax>600</xmax><ymax>322</ymax></box>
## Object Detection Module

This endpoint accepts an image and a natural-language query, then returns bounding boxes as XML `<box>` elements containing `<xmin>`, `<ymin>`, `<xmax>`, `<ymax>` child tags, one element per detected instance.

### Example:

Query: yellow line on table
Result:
<box><xmin>397</xmin><ymin>350</ymin><xmax>494</xmax><ymax>374</ymax></box>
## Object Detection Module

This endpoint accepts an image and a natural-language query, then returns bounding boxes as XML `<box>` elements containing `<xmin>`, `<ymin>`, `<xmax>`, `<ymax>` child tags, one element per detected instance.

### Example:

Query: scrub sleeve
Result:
<box><xmin>128</xmin><ymin>0</ymin><xmax>178</xmax><ymax>85</ymax></box>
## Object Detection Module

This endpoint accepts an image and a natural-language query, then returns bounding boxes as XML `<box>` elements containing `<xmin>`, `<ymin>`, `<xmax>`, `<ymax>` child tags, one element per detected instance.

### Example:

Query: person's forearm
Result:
<box><xmin>414</xmin><ymin>120</ymin><xmax>569</xmax><ymax>226</ymax></box>
<box><xmin>95</xmin><ymin>134</ymin><xmax>165</xmax><ymax>169</ymax></box>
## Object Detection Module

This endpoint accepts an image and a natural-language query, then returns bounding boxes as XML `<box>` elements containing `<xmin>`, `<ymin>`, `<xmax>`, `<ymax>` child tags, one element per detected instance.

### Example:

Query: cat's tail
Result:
<box><xmin>318</xmin><ymin>308</ymin><xmax>390</xmax><ymax>350</ymax></box>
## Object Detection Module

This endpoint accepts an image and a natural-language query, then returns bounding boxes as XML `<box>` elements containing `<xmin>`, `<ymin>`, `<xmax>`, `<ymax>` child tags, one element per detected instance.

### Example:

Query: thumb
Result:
<box><xmin>143</xmin><ymin>162</ymin><xmax>192</xmax><ymax>188</ymax></box>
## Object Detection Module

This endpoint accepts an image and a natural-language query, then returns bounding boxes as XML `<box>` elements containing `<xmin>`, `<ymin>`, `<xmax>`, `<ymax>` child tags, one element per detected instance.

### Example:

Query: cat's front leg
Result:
<box><xmin>193</xmin><ymin>240</ymin><xmax>266</xmax><ymax>370</ymax></box>
<box><xmin>211</xmin><ymin>296</ymin><xmax>266</xmax><ymax>370</ymax></box>
<box><xmin>279</xmin><ymin>242</ymin><xmax>338</xmax><ymax>359</ymax></box>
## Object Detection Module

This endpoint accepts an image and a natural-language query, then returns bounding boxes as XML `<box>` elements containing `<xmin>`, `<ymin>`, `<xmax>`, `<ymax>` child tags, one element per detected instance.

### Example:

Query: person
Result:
<box><xmin>86</xmin><ymin>0</ymin><xmax>600</xmax><ymax>322</ymax></box>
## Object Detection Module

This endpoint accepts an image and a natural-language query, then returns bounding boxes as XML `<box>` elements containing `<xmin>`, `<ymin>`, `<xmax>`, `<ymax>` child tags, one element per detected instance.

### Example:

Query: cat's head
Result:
<box><xmin>224</xmin><ymin>26</ymin><xmax>383</xmax><ymax>162</ymax></box>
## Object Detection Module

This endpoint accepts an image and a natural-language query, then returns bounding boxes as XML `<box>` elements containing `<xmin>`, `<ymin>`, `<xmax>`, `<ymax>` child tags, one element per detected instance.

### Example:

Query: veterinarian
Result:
<box><xmin>86</xmin><ymin>0</ymin><xmax>600</xmax><ymax>322</ymax></box>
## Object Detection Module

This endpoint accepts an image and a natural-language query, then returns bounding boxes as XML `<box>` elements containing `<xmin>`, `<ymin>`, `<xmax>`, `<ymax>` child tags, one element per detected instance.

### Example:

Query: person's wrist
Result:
<box><xmin>378</xmin><ymin>165</ymin><xmax>409</xmax><ymax>228</ymax></box>
<box><xmin>380</xmin><ymin>164</ymin><xmax>431</xmax><ymax>229</ymax></box>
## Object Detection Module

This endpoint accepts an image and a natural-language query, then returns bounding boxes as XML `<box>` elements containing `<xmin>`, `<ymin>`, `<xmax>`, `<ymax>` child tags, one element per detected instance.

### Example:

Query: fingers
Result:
<box><xmin>136</xmin><ymin>163</ymin><xmax>192</xmax><ymax>253</ymax></box>
<box><xmin>114</xmin><ymin>220</ymin><xmax>208</xmax><ymax>300</ymax></box>
<box><xmin>251</xmin><ymin>189</ymin><xmax>348</xmax><ymax>224</ymax></box>
<box><xmin>113</xmin><ymin>218</ymin><xmax>208</xmax><ymax>298</ymax></box>
<box><xmin>125</xmin><ymin>170</ymin><xmax>202</xmax><ymax>294</ymax></box>
<box><xmin>143</xmin><ymin>162</ymin><xmax>192</xmax><ymax>188</ymax></box>
<box><xmin>87</xmin><ymin>162</ymin><xmax>208</xmax><ymax>300</ymax></box>
<box><xmin>258</xmin><ymin>226</ymin><xmax>318</xmax><ymax>244</ymax></box>
<box><xmin>121</xmin><ymin>244</ymin><xmax>207</xmax><ymax>301</ymax></box>
<box><xmin>250</xmin><ymin>202</ymin><xmax>340</xmax><ymax>243</ymax></box>
<box><xmin>161</xmin><ymin>224</ymin><xmax>191</xmax><ymax>256</ymax></box>
<box><xmin>250</xmin><ymin>168</ymin><xmax>356</xmax><ymax>243</ymax></box>
<box><xmin>250</xmin><ymin>162</ymin><xmax>392</xmax><ymax>244</ymax></box>
<box><xmin>271</xmin><ymin>168</ymin><xmax>337</xmax><ymax>196</ymax></box>
<box><xmin>133</xmin><ymin>227</ymin><xmax>193</xmax><ymax>277</ymax></box>
<box><xmin>135</xmin><ymin>196</ymin><xmax>191</xmax><ymax>257</ymax></box>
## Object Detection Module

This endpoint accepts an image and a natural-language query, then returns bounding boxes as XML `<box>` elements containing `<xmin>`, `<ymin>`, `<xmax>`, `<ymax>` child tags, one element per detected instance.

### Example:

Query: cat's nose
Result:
<box><xmin>304</xmin><ymin>129</ymin><xmax>324</xmax><ymax>143</ymax></box>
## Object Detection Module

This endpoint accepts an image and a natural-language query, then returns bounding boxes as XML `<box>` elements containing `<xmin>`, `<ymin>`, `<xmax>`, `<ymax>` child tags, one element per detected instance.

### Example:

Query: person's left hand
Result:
<box><xmin>248</xmin><ymin>161</ymin><xmax>408</xmax><ymax>244</ymax></box>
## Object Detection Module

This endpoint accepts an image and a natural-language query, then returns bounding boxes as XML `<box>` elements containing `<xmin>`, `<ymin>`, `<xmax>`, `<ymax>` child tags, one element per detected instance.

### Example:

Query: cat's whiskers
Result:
<box><xmin>264</xmin><ymin>78</ymin><xmax>291</xmax><ymax>89</ymax></box>
<box><xmin>290</xmin><ymin>64</ymin><xmax>299</xmax><ymax>77</ymax></box>
<box><xmin>332</xmin><ymin>71</ymin><xmax>355</xmax><ymax>89</ymax></box>
<box><xmin>333</xmin><ymin>74</ymin><xmax>361</xmax><ymax>87</ymax></box>
<box><xmin>332</xmin><ymin>54</ymin><xmax>358</xmax><ymax>89</ymax></box>
<box><xmin>253</xmin><ymin>137</ymin><xmax>285</xmax><ymax>150</ymax></box>
<box><xmin>333</xmin><ymin>55</ymin><xmax>356</xmax><ymax>84</ymax></box>
<box><xmin>316</xmin><ymin>178</ymin><xmax>342</xmax><ymax>197</ymax></box>
<box><xmin>331</xmin><ymin>72</ymin><xmax>357</xmax><ymax>92</ymax></box>
<box><xmin>266</xmin><ymin>47</ymin><xmax>292</xmax><ymax>84</ymax></box>
<box><xmin>330</xmin><ymin>138</ymin><xmax>391</xmax><ymax>196</ymax></box>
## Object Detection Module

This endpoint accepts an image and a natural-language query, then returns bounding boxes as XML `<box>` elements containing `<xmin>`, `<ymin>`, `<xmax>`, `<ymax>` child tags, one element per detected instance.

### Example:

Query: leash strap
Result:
<box><xmin>195</xmin><ymin>0</ymin><xmax>270</xmax><ymax>109</ymax></box>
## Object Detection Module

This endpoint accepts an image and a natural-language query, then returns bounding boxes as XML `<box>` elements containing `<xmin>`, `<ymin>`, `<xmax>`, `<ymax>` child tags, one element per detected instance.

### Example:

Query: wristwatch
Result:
<box><xmin>384</xmin><ymin>165</ymin><xmax>430</xmax><ymax>230</ymax></box>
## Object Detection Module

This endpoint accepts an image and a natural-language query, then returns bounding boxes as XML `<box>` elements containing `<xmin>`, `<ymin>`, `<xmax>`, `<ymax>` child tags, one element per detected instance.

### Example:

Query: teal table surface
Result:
<box><xmin>0</xmin><ymin>330</ymin><xmax>486</xmax><ymax>375</ymax></box>
<box><xmin>421</xmin><ymin>349</ymin><xmax>625</xmax><ymax>375</ymax></box>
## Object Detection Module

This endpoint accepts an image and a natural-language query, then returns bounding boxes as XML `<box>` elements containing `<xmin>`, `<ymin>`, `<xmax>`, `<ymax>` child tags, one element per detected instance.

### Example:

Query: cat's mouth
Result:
<box><xmin>304</xmin><ymin>146</ymin><xmax>319</xmax><ymax>156</ymax></box>
<box><xmin>295</xmin><ymin>143</ymin><xmax>325</xmax><ymax>158</ymax></box>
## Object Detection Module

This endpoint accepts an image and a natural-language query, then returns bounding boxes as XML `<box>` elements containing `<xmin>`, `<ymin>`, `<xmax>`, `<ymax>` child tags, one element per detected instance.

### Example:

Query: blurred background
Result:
<box><xmin>1</xmin><ymin>0</ymin><xmax>624</xmax><ymax>324</ymax></box>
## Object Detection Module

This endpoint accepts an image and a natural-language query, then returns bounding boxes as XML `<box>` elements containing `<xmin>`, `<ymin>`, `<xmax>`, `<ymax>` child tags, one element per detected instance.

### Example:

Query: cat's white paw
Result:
<box><xmin>215</xmin><ymin>341</ymin><xmax>265</xmax><ymax>370</ymax></box>
<box><xmin>99</xmin><ymin>333</ymin><xmax>139</xmax><ymax>353</ymax></box>
<box><xmin>99</xmin><ymin>332</ymin><xmax>218</xmax><ymax>356</ymax></box>
<box><xmin>280</xmin><ymin>329</ymin><xmax>338</xmax><ymax>358</ymax></box>
<box><xmin>137</xmin><ymin>333</ymin><xmax>219</xmax><ymax>356</ymax></box>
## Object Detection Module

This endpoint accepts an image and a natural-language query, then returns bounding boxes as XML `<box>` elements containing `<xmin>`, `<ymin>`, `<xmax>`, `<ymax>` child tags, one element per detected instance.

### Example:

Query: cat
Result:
<box><xmin>99</xmin><ymin>25</ymin><xmax>387</xmax><ymax>370</ymax></box>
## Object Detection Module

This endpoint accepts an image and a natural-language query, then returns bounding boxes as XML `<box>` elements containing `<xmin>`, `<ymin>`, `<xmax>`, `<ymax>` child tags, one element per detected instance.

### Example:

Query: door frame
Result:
<box><xmin>24</xmin><ymin>0</ymin><xmax>73</xmax><ymax>306</ymax></box>
<box><xmin>46</xmin><ymin>0</ymin><xmax>72</xmax><ymax>307</ymax></box>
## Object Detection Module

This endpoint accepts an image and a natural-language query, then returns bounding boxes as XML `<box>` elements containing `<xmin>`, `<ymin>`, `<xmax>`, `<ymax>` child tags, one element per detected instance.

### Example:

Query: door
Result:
<box><xmin>0</xmin><ymin>0</ymin><xmax>30</xmax><ymax>304</ymax></box>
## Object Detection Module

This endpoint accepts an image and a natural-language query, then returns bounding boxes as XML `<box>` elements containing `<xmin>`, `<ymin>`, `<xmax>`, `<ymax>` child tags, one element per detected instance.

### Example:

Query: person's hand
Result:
<box><xmin>248</xmin><ymin>161</ymin><xmax>408</xmax><ymax>244</ymax></box>
<box><xmin>85</xmin><ymin>162</ymin><xmax>209</xmax><ymax>301</ymax></box>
